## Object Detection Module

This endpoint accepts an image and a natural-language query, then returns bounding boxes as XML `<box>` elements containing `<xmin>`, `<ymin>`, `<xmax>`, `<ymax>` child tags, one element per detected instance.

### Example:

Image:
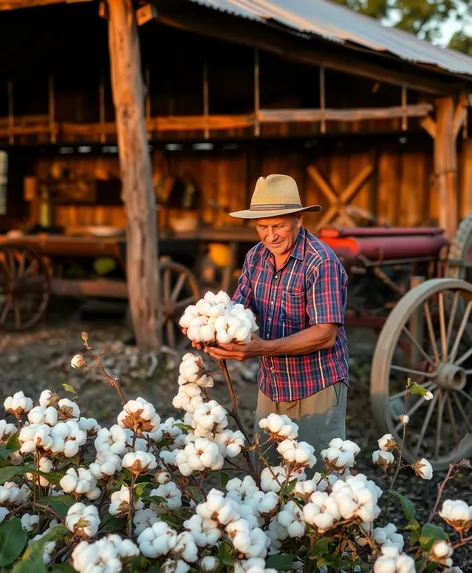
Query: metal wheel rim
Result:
<box><xmin>0</xmin><ymin>243</ymin><xmax>51</xmax><ymax>331</ymax></box>
<box><xmin>446</xmin><ymin>213</ymin><xmax>472</xmax><ymax>343</ymax></box>
<box><xmin>159</xmin><ymin>260</ymin><xmax>200</xmax><ymax>351</ymax></box>
<box><xmin>371</xmin><ymin>278</ymin><xmax>472</xmax><ymax>470</ymax></box>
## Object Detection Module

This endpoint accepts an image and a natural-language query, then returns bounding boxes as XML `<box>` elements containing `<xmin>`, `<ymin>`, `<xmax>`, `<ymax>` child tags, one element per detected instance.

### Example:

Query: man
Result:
<box><xmin>206</xmin><ymin>174</ymin><xmax>349</xmax><ymax>473</ymax></box>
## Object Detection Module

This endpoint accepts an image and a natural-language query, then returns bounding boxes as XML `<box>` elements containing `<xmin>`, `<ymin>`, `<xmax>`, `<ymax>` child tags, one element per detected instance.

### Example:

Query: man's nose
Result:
<box><xmin>267</xmin><ymin>229</ymin><xmax>278</xmax><ymax>242</ymax></box>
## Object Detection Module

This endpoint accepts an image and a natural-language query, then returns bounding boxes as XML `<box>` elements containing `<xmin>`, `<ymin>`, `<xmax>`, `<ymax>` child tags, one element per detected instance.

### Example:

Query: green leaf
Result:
<box><xmin>390</xmin><ymin>490</ymin><xmax>416</xmax><ymax>521</ymax></box>
<box><xmin>0</xmin><ymin>466</ymin><xmax>63</xmax><ymax>486</ymax></box>
<box><xmin>404</xmin><ymin>518</ymin><xmax>422</xmax><ymax>545</ymax></box>
<box><xmin>0</xmin><ymin>446</ymin><xmax>17</xmax><ymax>461</ymax></box>
<box><xmin>101</xmin><ymin>517</ymin><xmax>126</xmax><ymax>534</ymax></box>
<box><xmin>312</xmin><ymin>537</ymin><xmax>332</xmax><ymax>556</ymax></box>
<box><xmin>266</xmin><ymin>553</ymin><xmax>295</xmax><ymax>571</ymax></box>
<box><xmin>62</xmin><ymin>384</ymin><xmax>78</xmax><ymax>402</ymax></box>
<box><xmin>419</xmin><ymin>523</ymin><xmax>448</xmax><ymax>551</ymax></box>
<box><xmin>11</xmin><ymin>525</ymin><xmax>69</xmax><ymax>573</ymax></box>
<box><xmin>217</xmin><ymin>541</ymin><xmax>235</xmax><ymax>566</ymax></box>
<box><xmin>0</xmin><ymin>518</ymin><xmax>28</xmax><ymax>567</ymax></box>
<box><xmin>174</xmin><ymin>424</ymin><xmax>192</xmax><ymax>432</ymax></box>
<box><xmin>135</xmin><ymin>482</ymin><xmax>153</xmax><ymax>498</ymax></box>
<box><xmin>406</xmin><ymin>380</ymin><xmax>430</xmax><ymax>399</ymax></box>
<box><xmin>49</xmin><ymin>565</ymin><xmax>75</xmax><ymax>573</ymax></box>
<box><xmin>219</xmin><ymin>472</ymin><xmax>230</xmax><ymax>488</ymax></box>
<box><xmin>285</xmin><ymin>478</ymin><xmax>297</xmax><ymax>494</ymax></box>
<box><xmin>37</xmin><ymin>494</ymin><xmax>76</xmax><ymax>519</ymax></box>
<box><xmin>143</xmin><ymin>495</ymin><xmax>167</xmax><ymax>506</ymax></box>
<box><xmin>6</xmin><ymin>434</ymin><xmax>20</xmax><ymax>452</ymax></box>
<box><xmin>186</xmin><ymin>486</ymin><xmax>204</xmax><ymax>504</ymax></box>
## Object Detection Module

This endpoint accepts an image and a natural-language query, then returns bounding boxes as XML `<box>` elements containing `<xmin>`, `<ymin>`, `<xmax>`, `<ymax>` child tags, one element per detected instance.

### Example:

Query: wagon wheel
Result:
<box><xmin>371</xmin><ymin>278</ymin><xmax>472</xmax><ymax>470</ymax></box>
<box><xmin>0</xmin><ymin>243</ymin><xmax>51</xmax><ymax>331</ymax></box>
<box><xmin>446</xmin><ymin>213</ymin><xmax>472</xmax><ymax>343</ymax></box>
<box><xmin>159</xmin><ymin>259</ymin><xmax>200</xmax><ymax>351</ymax></box>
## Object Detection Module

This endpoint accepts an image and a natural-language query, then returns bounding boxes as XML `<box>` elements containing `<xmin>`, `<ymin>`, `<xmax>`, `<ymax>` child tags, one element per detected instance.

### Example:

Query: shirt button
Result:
<box><xmin>266</xmin><ymin>334</ymin><xmax>270</xmax><ymax>339</ymax></box>
<box><xmin>268</xmin><ymin>317</ymin><xmax>272</xmax><ymax>321</ymax></box>
<box><xmin>274</xmin><ymin>275</ymin><xmax>278</xmax><ymax>279</ymax></box>
<box><xmin>270</xmin><ymin>300</ymin><xmax>274</xmax><ymax>305</ymax></box>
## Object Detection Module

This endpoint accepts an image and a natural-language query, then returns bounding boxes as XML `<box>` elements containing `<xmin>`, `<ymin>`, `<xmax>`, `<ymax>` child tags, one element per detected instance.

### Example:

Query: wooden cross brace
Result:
<box><xmin>420</xmin><ymin>93</ymin><xmax>468</xmax><ymax>141</ymax></box>
<box><xmin>307</xmin><ymin>163</ymin><xmax>374</xmax><ymax>228</ymax></box>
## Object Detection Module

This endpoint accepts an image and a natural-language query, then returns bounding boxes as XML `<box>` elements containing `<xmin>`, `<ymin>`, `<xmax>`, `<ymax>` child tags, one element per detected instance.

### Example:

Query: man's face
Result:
<box><xmin>255</xmin><ymin>214</ymin><xmax>303</xmax><ymax>257</ymax></box>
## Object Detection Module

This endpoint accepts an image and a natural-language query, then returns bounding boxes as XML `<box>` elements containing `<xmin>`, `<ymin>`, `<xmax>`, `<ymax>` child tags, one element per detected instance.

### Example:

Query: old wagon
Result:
<box><xmin>1</xmin><ymin>218</ymin><xmax>472</xmax><ymax>470</ymax></box>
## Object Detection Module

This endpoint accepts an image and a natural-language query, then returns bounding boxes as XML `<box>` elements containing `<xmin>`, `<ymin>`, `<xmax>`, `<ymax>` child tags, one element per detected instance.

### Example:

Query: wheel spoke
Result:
<box><xmin>0</xmin><ymin>296</ymin><xmax>12</xmax><ymax>323</ymax></box>
<box><xmin>390</xmin><ymin>365</ymin><xmax>436</xmax><ymax>378</ymax></box>
<box><xmin>457</xmin><ymin>389</ymin><xmax>472</xmax><ymax>404</ymax></box>
<box><xmin>446</xmin><ymin>290</ymin><xmax>460</xmax><ymax>349</ymax></box>
<box><xmin>445</xmin><ymin>393</ymin><xmax>459</xmax><ymax>447</ymax></box>
<box><xmin>166</xmin><ymin>318</ymin><xmax>175</xmax><ymax>348</ymax></box>
<box><xmin>171</xmin><ymin>273</ymin><xmax>187</xmax><ymax>302</ymax></box>
<box><xmin>13</xmin><ymin>298</ymin><xmax>21</xmax><ymax>329</ymax></box>
<box><xmin>389</xmin><ymin>382</ymin><xmax>433</xmax><ymax>402</ymax></box>
<box><xmin>401</xmin><ymin>325</ymin><xmax>435</xmax><ymax>367</ymax></box>
<box><xmin>413</xmin><ymin>390</ymin><xmax>439</xmax><ymax>458</ymax></box>
<box><xmin>455</xmin><ymin>345</ymin><xmax>472</xmax><ymax>367</ymax></box>
<box><xmin>434</xmin><ymin>390</ymin><xmax>444</xmax><ymax>461</ymax></box>
<box><xmin>394</xmin><ymin>394</ymin><xmax>429</xmax><ymax>433</ymax></box>
<box><xmin>163</xmin><ymin>268</ymin><xmax>171</xmax><ymax>302</ymax></box>
<box><xmin>438</xmin><ymin>292</ymin><xmax>448</xmax><ymax>360</ymax></box>
<box><xmin>448</xmin><ymin>299</ymin><xmax>472</xmax><ymax>363</ymax></box>
<box><xmin>175</xmin><ymin>296</ymin><xmax>198</xmax><ymax>311</ymax></box>
<box><xmin>452</xmin><ymin>392</ymin><xmax>472</xmax><ymax>433</ymax></box>
<box><xmin>424</xmin><ymin>300</ymin><xmax>440</xmax><ymax>363</ymax></box>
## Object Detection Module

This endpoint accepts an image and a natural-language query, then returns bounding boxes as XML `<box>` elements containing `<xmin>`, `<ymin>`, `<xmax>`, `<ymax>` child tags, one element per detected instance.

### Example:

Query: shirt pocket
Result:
<box><xmin>282</xmin><ymin>289</ymin><xmax>307</xmax><ymax>326</ymax></box>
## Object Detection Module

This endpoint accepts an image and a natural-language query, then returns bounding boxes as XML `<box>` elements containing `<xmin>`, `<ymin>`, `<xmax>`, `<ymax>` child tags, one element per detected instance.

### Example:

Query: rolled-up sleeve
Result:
<box><xmin>232</xmin><ymin>256</ymin><xmax>258</xmax><ymax>317</ymax></box>
<box><xmin>307</xmin><ymin>259</ymin><xmax>347</xmax><ymax>325</ymax></box>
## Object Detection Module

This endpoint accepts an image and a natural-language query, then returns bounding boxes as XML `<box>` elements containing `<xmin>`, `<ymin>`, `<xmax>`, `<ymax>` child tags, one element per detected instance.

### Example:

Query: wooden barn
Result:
<box><xmin>1</xmin><ymin>0</ymin><xmax>472</xmax><ymax>241</ymax></box>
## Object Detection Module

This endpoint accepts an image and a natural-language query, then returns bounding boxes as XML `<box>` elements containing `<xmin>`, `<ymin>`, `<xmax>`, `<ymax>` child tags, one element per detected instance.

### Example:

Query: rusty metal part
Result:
<box><xmin>321</xmin><ymin>234</ymin><xmax>449</xmax><ymax>266</ymax></box>
<box><xmin>370</xmin><ymin>278</ymin><xmax>472</xmax><ymax>470</ymax></box>
<box><xmin>320</xmin><ymin>226</ymin><xmax>446</xmax><ymax>238</ymax></box>
<box><xmin>0</xmin><ymin>243</ymin><xmax>50</xmax><ymax>331</ymax></box>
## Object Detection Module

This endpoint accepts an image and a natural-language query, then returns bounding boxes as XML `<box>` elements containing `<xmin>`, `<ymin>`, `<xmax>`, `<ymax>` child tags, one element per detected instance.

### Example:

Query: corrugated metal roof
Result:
<box><xmin>188</xmin><ymin>0</ymin><xmax>472</xmax><ymax>78</ymax></box>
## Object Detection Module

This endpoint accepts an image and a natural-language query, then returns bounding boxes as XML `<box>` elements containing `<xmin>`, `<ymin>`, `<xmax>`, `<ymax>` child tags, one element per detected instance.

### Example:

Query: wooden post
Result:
<box><xmin>107</xmin><ymin>0</ymin><xmax>161</xmax><ymax>354</ymax></box>
<box><xmin>435</xmin><ymin>97</ymin><xmax>456</xmax><ymax>240</ymax></box>
<box><xmin>421</xmin><ymin>95</ymin><xmax>467</xmax><ymax>241</ymax></box>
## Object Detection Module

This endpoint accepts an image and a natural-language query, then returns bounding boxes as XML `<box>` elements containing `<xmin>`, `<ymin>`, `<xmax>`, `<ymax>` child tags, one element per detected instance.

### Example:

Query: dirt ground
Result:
<box><xmin>0</xmin><ymin>297</ymin><xmax>471</xmax><ymax>568</ymax></box>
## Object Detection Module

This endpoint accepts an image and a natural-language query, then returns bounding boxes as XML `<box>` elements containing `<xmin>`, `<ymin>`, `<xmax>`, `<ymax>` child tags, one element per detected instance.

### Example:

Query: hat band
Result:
<box><xmin>249</xmin><ymin>203</ymin><xmax>302</xmax><ymax>211</ymax></box>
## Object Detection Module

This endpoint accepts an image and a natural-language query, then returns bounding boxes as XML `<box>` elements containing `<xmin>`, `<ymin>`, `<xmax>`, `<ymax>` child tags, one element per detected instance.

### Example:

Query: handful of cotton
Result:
<box><xmin>179</xmin><ymin>291</ymin><xmax>258</xmax><ymax>346</ymax></box>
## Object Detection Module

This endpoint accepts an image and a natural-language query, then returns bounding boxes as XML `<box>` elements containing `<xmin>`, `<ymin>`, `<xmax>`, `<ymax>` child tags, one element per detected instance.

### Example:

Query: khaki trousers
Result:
<box><xmin>253</xmin><ymin>382</ymin><xmax>347</xmax><ymax>475</ymax></box>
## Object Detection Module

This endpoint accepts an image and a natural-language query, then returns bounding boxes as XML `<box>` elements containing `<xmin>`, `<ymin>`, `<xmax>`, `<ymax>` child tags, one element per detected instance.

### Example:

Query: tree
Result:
<box><xmin>334</xmin><ymin>0</ymin><xmax>472</xmax><ymax>52</ymax></box>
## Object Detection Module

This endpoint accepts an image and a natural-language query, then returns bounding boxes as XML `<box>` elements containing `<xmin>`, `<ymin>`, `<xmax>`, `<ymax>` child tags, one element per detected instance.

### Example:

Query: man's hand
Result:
<box><xmin>181</xmin><ymin>329</ymin><xmax>204</xmax><ymax>351</ymax></box>
<box><xmin>205</xmin><ymin>334</ymin><xmax>265</xmax><ymax>362</ymax></box>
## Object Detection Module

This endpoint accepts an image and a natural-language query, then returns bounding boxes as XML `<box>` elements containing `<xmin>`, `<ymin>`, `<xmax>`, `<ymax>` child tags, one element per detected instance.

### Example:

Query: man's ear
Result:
<box><xmin>296</xmin><ymin>214</ymin><xmax>303</xmax><ymax>228</ymax></box>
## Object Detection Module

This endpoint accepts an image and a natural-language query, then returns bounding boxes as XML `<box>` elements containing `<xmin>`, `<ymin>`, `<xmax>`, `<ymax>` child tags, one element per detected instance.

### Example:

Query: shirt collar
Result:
<box><xmin>262</xmin><ymin>226</ymin><xmax>306</xmax><ymax>263</ymax></box>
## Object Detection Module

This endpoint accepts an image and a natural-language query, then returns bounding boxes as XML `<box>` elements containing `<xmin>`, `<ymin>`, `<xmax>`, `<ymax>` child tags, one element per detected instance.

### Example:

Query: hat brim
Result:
<box><xmin>229</xmin><ymin>205</ymin><xmax>322</xmax><ymax>219</ymax></box>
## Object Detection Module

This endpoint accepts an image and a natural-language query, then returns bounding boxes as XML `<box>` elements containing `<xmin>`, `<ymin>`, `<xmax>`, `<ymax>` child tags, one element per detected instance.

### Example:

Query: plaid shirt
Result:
<box><xmin>233</xmin><ymin>227</ymin><xmax>349</xmax><ymax>402</ymax></box>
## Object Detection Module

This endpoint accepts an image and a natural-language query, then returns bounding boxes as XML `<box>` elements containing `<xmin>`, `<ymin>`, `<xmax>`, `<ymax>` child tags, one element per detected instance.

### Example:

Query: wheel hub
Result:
<box><xmin>434</xmin><ymin>361</ymin><xmax>466</xmax><ymax>390</ymax></box>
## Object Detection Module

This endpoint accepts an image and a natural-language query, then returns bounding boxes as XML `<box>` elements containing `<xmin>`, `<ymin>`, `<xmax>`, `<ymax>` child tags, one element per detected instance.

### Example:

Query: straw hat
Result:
<box><xmin>229</xmin><ymin>174</ymin><xmax>321</xmax><ymax>219</ymax></box>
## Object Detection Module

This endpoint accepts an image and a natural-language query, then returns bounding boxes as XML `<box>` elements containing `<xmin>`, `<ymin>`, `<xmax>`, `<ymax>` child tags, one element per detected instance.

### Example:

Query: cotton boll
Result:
<box><xmin>215</xmin><ymin>291</ymin><xmax>231</xmax><ymax>305</ymax></box>
<box><xmin>199</xmin><ymin>324</ymin><xmax>216</xmax><ymax>343</ymax></box>
<box><xmin>133</xmin><ymin>508</ymin><xmax>159</xmax><ymax>536</ymax></box>
<box><xmin>216</xmin><ymin>330</ymin><xmax>232</xmax><ymax>345</ymax></box>
<box><xmin>137</xmin><ymin>521</ymin><xmax>178</xmax><ymax>558</ymax></box>
<box><xmin>200</xmin><ymin>556</ymin><xmax>219</xmax><ymax>572</ymax></box>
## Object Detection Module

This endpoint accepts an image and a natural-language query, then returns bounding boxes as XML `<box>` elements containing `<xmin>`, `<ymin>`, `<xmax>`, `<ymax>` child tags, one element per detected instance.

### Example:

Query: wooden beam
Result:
<box><xmin>420</xmin><ymin>116</ymin><xmax>436</xmax><ymax>139</ymax></box>
<box><xmin>453</xmin><ymin>92</ymin><xmax>468</xmax><ymax>139</ymax></box>
<box><xmin>0</xmin><ymin>0</ymin><xmax>91</xmax><ymax>9</ymax></box>
<box><xmin>154</xmin><ymin>0</ymin><xmax>471</xmax><ymax>96</ymax></box>
<box><xmin>434</xmin><ymin>97</ymin><xmax>457</xmax><ymax>240</ymax></box>
<box><xmin>258</xmin><ymin>104</ymin><xmax>433</xmax><ymax>123</ymax></box>
<box><xmin>107</xmin><ymin>0</ymin><xmax>161</xmax><ymax>354</ymax></box>
<box><xmin>0</xmin><ymin>104</ymin><xmax>436</xmax><ymax>139</ymax></box>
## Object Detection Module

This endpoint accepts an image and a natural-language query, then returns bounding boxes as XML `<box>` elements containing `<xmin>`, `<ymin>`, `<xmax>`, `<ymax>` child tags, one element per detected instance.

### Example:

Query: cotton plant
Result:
<box><xmin>0</xmin><ymin>312</ymin><xmax>469</xmax><ymax>572</ymax></box>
